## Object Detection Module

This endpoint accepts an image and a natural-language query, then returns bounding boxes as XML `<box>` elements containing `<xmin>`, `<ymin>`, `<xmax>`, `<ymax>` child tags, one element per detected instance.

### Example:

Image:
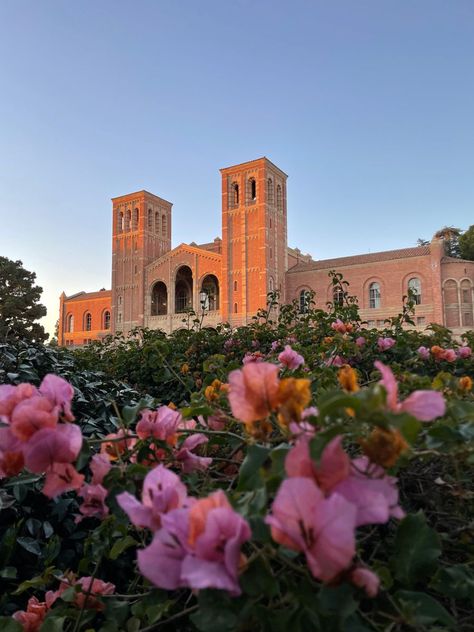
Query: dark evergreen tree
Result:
<box><xmin>434</xmin><ymin>226</ymin><xmax>462</xmax><ymax>258</ymax></box>
<box><xmin>459</xmin><ymin>224</ymin><xmax>474</xmax><ymax>261</ymax></box>
<box><xmin>0</xmin><ymin>257</ymin><xmax>48</xmax><ymax>342</ymax></box>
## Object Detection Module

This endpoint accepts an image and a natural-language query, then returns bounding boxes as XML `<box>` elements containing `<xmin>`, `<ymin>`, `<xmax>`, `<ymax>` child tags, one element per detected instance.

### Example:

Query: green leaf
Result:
<box><xmin>395</xmin><ymin>590</ymin><xmax>456</xmax><ymax>628</ymax></box>
<box><xmin>392</xmin><ymin>512</ymin><xmax>441</xmax><ymax>586</ymax></box>
<box><xmin>109</xmin><ymin>535</ymin><xmax>138</xmax><ymax>560</ymax></box>
<box><xmin>40</xmin><ymin>616</ymin><xmax>66</xmax><ymax>632</ymax></box>
<box><xmin>240</xmin><ymin>558</ymin><xmax>279</xmax><ymax>597</ymax></box>
<box><xmin>309</xmin><ymin>426</ymin><xmax>342</xmax><ymax>462</ymax></box>
<box><xmin>237</xmin><ymin>445</ymin><xmax>270</xmax><ymax>491</ymax></box>
<box><xmin>0</xmin><ymin>617</ymin><xmax>22</xmax><ymax>632</ymax></box>
<box><xmin>431</xmin><ymin>565</ymin><xmax>474</xmax><ymax>604</ymax></box>
<box><xmin>17</xmin><ymin>537</ymin><xmax>42</xmax><ymax>556</ymax></box>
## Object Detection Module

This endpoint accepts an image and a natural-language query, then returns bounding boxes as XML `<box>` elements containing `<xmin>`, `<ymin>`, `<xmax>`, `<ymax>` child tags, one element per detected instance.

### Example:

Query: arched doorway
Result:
<box><xmin>200</xmin><ymin>274</ymin><xmax>219</xmax><ymax>311</ymax></box>
<box><xmin>151</xmin><ymin>281</ymin><xmax>168</xmax><ymax>315</ymax></box>
<box><xmin>175</xmin><ymin>266</ymin><xmax>193</xmax><ymax>313</ymax></box>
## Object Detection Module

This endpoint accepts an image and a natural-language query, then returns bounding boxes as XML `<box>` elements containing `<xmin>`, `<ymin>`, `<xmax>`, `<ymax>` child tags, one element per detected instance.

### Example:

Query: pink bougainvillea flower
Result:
<box><xmin>90</xmin><ymin>453</ymin><xmax>112</xmax><ymax>485</ymax></box>
<box><xmin>228</xmin><ymin>362</ymin><xmax>280</xmax><ymax>424</ymax></box>
<box><xmin>198</xmin><ymin>411</ymin><xmax>227</xmax><ymax>431</ymax></box>
<box><xmin>325</xmin><ymin>355</ymin><xmax>345</xmax><ymax>367</ymax></box>
<box><xmin>0</xmin><ymin>382</ymin><xmax>36</xmax><ymax>423</ymax></box>
<box><xmin>242</xmin><ymin>351</ymin><xmax>265</xmax><ymax>365</ymax></box>
<box><xmin>333</xmin><ymin>457</ymin><xmax>405</xmax><ymax>526</ymax></box>
<box><xmin>136</xmin><ymin>406</ymin><xmax>182</xmax><ymax>444</ymax></box>
<box><xmin>0</xmin><ymin>426</ymin><xmax>24</xmax><ymax>477</ymax></box>
<box><xmin>442</xmin><ymin>348</ymin><xmax>457</xmax><ymax>362</ymax></box>
<box><xmin>12</xmin><ymin>596</ymin><xmax>48</xmax><ymax>632</ymax></box>
<box><xmin>458</xmin><ymin>346</ymin><xmax>472</xmax><ymax>359</ymax></box>
<box><xmin>39</xmin><ymin>374</ymin><xmax>75</xmax><ymax>421</ymax></box>
<box><xmin>175</xmin><ymin>434</ymin><xmax>212</xmax><ymax>473</ymax></box>
<box><xmin>100</xmin><ymin>428</ymin><xmax>136</xmax><ymax>461</ymax></box>
<box><xmin>266</xmin><ymin>477</ymin><xmax>356</xmax><ymax>582</ymax></box>
<box><xmin>270</xmin><ymin>340</ymin><xmax>280</xmax><ymax>352</ymax></box>
<box><xmin>42</xmin><ymin>462</ymin><xmax>84</xmax><ymax>498</ymax></box>
<box><xmin>117</xmin><ymin>464</ymin><xmax>188</xmax><ymax>531</ymax></box>
<box><xmin>289</xmin><ymin>419</ymin><xmax>317</xmax><ymax>439</ymax></box>
<box><xmin>9</xmin><ymin>396</ymin><xmax>57</xmax><ymax>441</ymax></box>
<box><xmin>349</xmin><ymin>566</ymin><xmax>380</xmax><ymax>597</ymax></box>
<box><xmin>331</xmin><ymin>319</ymin><xmax>353</xmax><ymax>334</ymax></box>
<box><xmin>417</xmin><ymin>346</ymin><xmax>430</xmax><ymax>360</ymax></box>
<box><xmin>355</xmin><ymin>336</ymin><xmax>366</xmax><ymax>348</ymax></box>
<box><xmin>278</xmin><ymin>345</ymin><xmax>305</xmax><ymax>370</ymax></box>
<box><xmin>138</xmin><ymin>490</ymin><xmax>251</xmax><ymax>595</ymax></box>
<box><xmin>377</xmin><ymin>337</ymin><xmax>396</xmax><ymax>352</ymax></box>
<box><xmin>375</xmin><ymin>360</ymin><xmax>445</xmax><ymax>421</ymax></box>
<box><xmin>286</xmin><ymin>436</ymin><xmax>350</xmax><ymax>493</ymax></box>
<box><xmin>23</xmin><ymin>423</ymin><xmax>83</xmax><ymax>473</ymax></box>
<box><xmin>76</xmin><ymin>483</ymin><xmax>109</xmax><ymax>522</ymax></box>
<box><xmin>74</xmin><ymin>577</ymin><xmax>115</xmax><ymax>610</ymax></box>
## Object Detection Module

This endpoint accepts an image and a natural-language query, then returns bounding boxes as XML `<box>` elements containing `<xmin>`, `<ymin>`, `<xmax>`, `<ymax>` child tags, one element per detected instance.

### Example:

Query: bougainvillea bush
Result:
<box><xmin>1</xmin><ymin>280</ymin><xmax>474</xmax><ymax>631</ymax></box>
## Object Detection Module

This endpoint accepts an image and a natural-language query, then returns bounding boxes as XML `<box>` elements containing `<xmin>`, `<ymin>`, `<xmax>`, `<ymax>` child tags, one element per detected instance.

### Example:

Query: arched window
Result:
<box><xmin>155</xmin><ymin>211</ymin><xmax>160</xmax><ymax>234</ymax></box>
<box><xmin>133</xmin><ymin>208</ymin><xmax>139</xmax><ymax>230</ymax></box>
<box><xmin>103</xmin><ymin>311</ymin><xmax>111</xmax><ymax>330</ymax></box>
<box><xmin>66</xmin><ymin>313</ymin><xmax>74</xmax><ymax>333</ymax></box>
<box><xmin>231</xmin><ymin>182</ymin><xmax>239</xmax><ymax>207</ymax></box>
<box><xmin>125</xmin><ymin>210</ymin><xmax>131</xmax><ymax>231</ymax></box>
<box><xmin>151</xmin><ymin>281</ymin><xmax>168</xmax><ymax>315</ymax></box>
<box><xmin>408</xmin><ymin>278</ymin><xmax>422</xmax><ymax>305</ymax></box>
<box><xmin>299</xmin><ymin>290</ymin><xmax>311</xmax><ymax>314</ymax></box>
<box><xmin>118</xmin><ymin>211</ymin><xmax>124</xmax><ymax>233</ymax></box>
<box><xmin>369</xmin><ymin>282</ymin><xmax>381</xmax><ymax>309</ymax></box>
<box><xmin>234</xmin><ymin>302</ymin><xmax>238</xmax><ymax>313</ymax></box>
<box><xmin>276</xmin><ymin>185</ymin><xmax>282</xmax><ymax>212</ymax></box>
<box><xmin>84</xmin><ymin>312</ymin><xmax>92</xmax><ymax>331</ymax></box>
<box><xmin>162</xmin><ymin>214</ymin><xmax>167</xmax><ymax>237</ymax></box>
<box><xmin>234</xmin><ymin>280</ymin><xmax>238</xmax><ymax>291</ymax></box>
<box><xmin>248</xmin><ymin>178</ymin><xmax>256</xmax><ymax>203</ymax></box>
<box><xmin>267</xmin><ymin>178</ymin><xmax>274</xmax><ymax>204</ymax></box>
<box><xmin>175</xmin><ymin>266</ymin><xmax>193</xmax><ymax>313</ymax></box>
<box><xmin>118</xmin><ymin>295</ymin><xmax>122</xmax><ymax>306</ymax></box>
<box><xmin>270</xmin><ymin>248</ymin><xmax>272</xmax><ymax>259</ymax></box>
<box><xmin>148</xmin><ymin>209</ymin><xmax>152</xmax><ymax>229</ymax></box>
<box><xmin>333</xmin><ymin>288</ymin><xmax>344</xmax><ymax>307</ymax></box>
<box><xmin>269</xmin><ymin>277</ymin><xmax>274</xmax><ymax>292</ymax></box>
<box><xmin>201</xmin><ymin>274</ymin><xmax>220</xmax><ymax>311</ymax></box>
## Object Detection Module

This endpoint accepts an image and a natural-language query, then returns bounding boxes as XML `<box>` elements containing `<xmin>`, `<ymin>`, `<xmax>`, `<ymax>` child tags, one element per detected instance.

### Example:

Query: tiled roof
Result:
<box><xmin>287</xmin><ymin>245</ymin><xmax>431</xmax><ymax>274</ymax></box>
<box><xmin>66</xmin><ymin>290</ymin><xmax>111</xmax><ymax>301</ymax></box>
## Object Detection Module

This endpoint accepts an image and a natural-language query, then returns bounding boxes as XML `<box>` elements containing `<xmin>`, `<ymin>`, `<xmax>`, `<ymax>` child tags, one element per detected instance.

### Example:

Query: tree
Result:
<box><xmin>0</xmin><ymin>257</ymin><xmax>48</xmax><ymax>342</ymax></box>
<box><xmin>416</xmin><ymin>238</ymin><xmax>430</xmax><ymax>247</ymax></box>
<box><xmin>433</xmin><ymin>226</ymin><xmax>462</xmax><ymax>258</ymax></box>
<box><xmin>459</xmin><ymin>224</ymin><xmax>474</xmax><ymax>261</ymax></box>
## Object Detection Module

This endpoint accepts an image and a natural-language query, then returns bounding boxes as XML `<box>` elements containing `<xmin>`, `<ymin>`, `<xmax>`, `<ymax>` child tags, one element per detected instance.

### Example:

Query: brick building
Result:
<box><xmin>58</xmin><ymin>157</ymin><xmax>474</xmax><ymax>346</ymax></box>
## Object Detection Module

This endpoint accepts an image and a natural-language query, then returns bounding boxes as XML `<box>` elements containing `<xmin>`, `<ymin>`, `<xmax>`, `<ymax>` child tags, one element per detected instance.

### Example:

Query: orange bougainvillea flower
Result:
<box><xmin>459</xmin><ymin>376</ymin><xmax>473</xmax><ymax>392</ymax></box>
<box><xmin>204</xmin><ymin>379</ymin><xmax>225</xmax><ymax>402</ymax></box>
<box><xmin>360</xmin><ymin>427</ymin><xmax>408</xmax><ymax>469</ymax></box>
<box><xmin>180</xmin><ymin>363</ymin><xmax>190</xmax><ymax>375</ymax></box>
<box><xmin>338</xmin><ymin>365</ymin><xmax>359</xmax><ymax>393</ymax></box>
<box><xmin>276</xmin><ymin>378</ymin><xmax>312</xmax><ymax>428</ymax></box>
<box><xmin>228</xmin><ymin>362</ymin><xmax>280</xmax><ymax>424</ymax></box>
<box><xmin>188</xmin><ymin>489</ymin><xmax>230</xmax><ymax>546</ymax></box>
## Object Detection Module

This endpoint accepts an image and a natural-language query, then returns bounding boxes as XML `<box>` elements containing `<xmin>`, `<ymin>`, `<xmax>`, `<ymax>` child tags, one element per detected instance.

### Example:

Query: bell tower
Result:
<box><xmin>220</xmin><ymin>157</ymin><xmax>288</xmax><ymax>325</ymax></box>
<box><xmin>111</xmin><ymin>190</ymin><xmax>172</xmax><ymax>334</ymax></box>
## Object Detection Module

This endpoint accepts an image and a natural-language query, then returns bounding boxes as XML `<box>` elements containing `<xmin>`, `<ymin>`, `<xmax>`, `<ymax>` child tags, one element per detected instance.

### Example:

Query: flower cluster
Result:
<box><xmin>0</xmin><ymin>375</ymin><xmax>84</xmax><ymax>497</ymax></box>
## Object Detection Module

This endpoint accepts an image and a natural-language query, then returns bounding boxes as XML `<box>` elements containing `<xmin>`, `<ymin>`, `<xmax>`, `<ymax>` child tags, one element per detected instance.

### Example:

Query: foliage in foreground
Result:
<box><xmin>1</xmin><ymin>280</ymin><xmax>474</xmax><ymax>631</ymax></box>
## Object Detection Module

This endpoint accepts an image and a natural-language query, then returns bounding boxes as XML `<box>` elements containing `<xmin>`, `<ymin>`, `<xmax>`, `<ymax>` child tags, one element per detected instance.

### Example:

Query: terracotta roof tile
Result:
<box><xmin>66</xmin><ymin>290</ymin><xmax>111</xmax><ymax>301</ymax></box>
<box><xmin>287</xmin><ymin>245</ymin><xmax>431</xmax><ymax>273</ymax></box>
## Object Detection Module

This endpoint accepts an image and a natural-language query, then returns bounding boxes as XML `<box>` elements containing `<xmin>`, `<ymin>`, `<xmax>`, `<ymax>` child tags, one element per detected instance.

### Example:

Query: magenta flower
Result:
<box><xmin>175</xmin><ymin>434</ymin><xmax>212</xmax><ymax>473</ymax></box>
<box><xmin>90</xmin><ymin>453</ymin><xmax>112</xmax><ymax>485</ymax></box>
<box><xmin>266</xmin><ymin>477</ymin><xmax>356</xmax><ymax>582</ymax></box>
<box><xmin>42</xmin><ymin>462</ymin><xmax>84</xmax><ymax>498</ymax></box>
<box><xmin>349</xmin><ymin>566</ymin><xmax>380</xmax><ymax>597</ymax></box>
<box><xmin>356</xmin><ymin>336</ymin><xmax>366</xmax><ymax>348</ymax></box>
<box><xmin>325</xmin><ymin>354</ymin><xmax>345</xmax><ymax>367</ymax></box>
<box><xmin>377</xmin><ymin>337</ymin><xmax>396</xmax><ymax>352</ymax></box>
<box><xmin>39</xmin><ymin>374</ymin><xmax>75</xmax><ymax>421</ymax></box>
<box><xmin>458</xmin><ymin>346</ymin><xmax>472</xmax><ymax>359</ymax></box>
<box><xmin>117</xmin><ymin>464</ymin><xmax>188</xmax><ymax>531</ymax></box>
<box><xmin>242</xmin><ymin>351</ymin><xmax>265</xmax><ymax>364</ymax></box>
<box><xmin>286</xmin><ymin>436</ymin><xmax>350</xmax><ymax>493</ymax></box>
<box><xmin>138</xmin><ymin>490</ymin><xmax>251</xmax><ymax>595</ymax></box>
<box><xmin>417</xmin><ymin>346</ymin><xmax>430</xmax><ymax>360</ymax></box>
<box><xmin>278</xmin><ymin>345</ymin><xmax>305</xmax><ymax>370</ymax></box>
<box><xmin>23</xmin><ymin>424</ymin><xmax>83</xmax><ymax>474</ymax></box>
<box><xmin>136</xmin><ymin>407</ymin><xmax>182</xmax><ymax>442</ymax></box>
<box><xmin>76</xmin><ymin>483</ymin><xmax>109</xmax><ymax>522</ymax></box>
<box><xmin>375</xmin><ymin>360</ymin><xmax>445</xmax><ymax>421</ymax></box>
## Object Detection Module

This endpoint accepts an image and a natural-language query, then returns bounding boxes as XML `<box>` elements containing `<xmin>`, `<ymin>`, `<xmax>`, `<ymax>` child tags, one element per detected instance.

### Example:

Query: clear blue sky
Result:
<box><xmin>1</xmin><ymin>0</ymin><xmax>473</xmax><ymax>336</ymax></box>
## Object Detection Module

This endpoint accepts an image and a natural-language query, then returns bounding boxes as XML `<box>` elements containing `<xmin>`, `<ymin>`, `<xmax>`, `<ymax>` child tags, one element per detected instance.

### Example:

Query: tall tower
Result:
<box><xmin>111</xmin><ymin>190</ymin><xmax>172</xmax><ymax>334</ymax></box>
<box><xmin>220</xmin><ymin>157</ymin><xmax>288</xmax><ymax>325</ymax></box>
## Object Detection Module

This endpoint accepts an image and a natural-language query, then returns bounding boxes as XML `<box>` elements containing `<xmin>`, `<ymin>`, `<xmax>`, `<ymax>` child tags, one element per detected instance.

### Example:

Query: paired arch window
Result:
<box><xmin>408</xmin><ymin>278</ymin><xmax>422</xmax><ymax>304</ymax></box>
<box><xmin>369</xmin><ymin>282</ymin><xmax>381</xmax><ymax>309</ymax></box>
<box><xmin>118</xmin><ymin>211</ymin><xmax>124</xmax><ymax>232</ymax></box>
<box><xmin>162</xmin><ymin>214</ymin><xmax>167</xmax><ymax>237</ymax></box>
<box><xmin>148</xmin><ymin>209</ymin><xmax>153</xmax><ymax>229</ymax></box>
<box><xmin>133</xmin><ymin>208</ymin><xmax>139</xmax><ymax>230</ymax></box>
<box><xmin>267</xmin><ymin>178</ymin><xmax>274</xmax><ymax>204</ymax></box>
<box><xmin>155</xmin><ymin>212</ymin><xmax>160</xmax><ymax>233</ymax></box>
<box><xmin>125</xmin><ymin>210</ymin><xmax>131</xmax><ymax>231</ymax></box>
<box><xmin>299</xmin><ymin>289</ymin><xmax>311</xmax><ymax>313</ymax></box>
<box><xmin>84</xmin><ymin>312</ymin><xmax>92</xmax><ymax>331</ymax></box>
<box><xmin>66</xmin><ymin>314</ymin><xmax>74</xmax><ymax>333</ymax></box>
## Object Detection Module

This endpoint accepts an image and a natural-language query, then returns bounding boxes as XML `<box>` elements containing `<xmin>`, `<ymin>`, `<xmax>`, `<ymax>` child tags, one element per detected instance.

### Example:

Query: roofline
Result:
<box><xmin>220</xmin><ymin>156</ymin><xmax>288</xmax><ymax>178</ymax></box>
<box><xmin>111</xmin><ymin>190</ymin><xmax>173</xmax><ymax>205</ymax></box>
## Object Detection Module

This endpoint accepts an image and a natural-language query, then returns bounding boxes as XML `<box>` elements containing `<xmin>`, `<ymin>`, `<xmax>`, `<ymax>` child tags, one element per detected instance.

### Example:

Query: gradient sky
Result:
<box><xmin>1</xmin><ymin>0</ymin><xmax>473</xmax><ymax>336</ymax></box>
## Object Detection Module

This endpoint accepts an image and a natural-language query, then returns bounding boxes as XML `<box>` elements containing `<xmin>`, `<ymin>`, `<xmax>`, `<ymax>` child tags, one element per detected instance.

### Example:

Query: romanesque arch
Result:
<box><xmin>151</xmin><ymin>281</ymin><xmax>168</xmax><ymax>316</ymax></box>
<box><xmin>175</xmin><ymin>266</ymin><xmax>193</xmax><ymax>313</ymax></box>
<box><xmin>200</xmin><ymin>274</ymin><xmax>220</xmax><ymax>311</ymax></box>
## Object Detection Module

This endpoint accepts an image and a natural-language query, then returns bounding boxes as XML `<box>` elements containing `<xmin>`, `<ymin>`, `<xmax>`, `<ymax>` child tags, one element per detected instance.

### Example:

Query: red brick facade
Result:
<box><xmin>59</xmin><ymin>157</ymin><xmax>474</xmax><ymax>345</ymax></box>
